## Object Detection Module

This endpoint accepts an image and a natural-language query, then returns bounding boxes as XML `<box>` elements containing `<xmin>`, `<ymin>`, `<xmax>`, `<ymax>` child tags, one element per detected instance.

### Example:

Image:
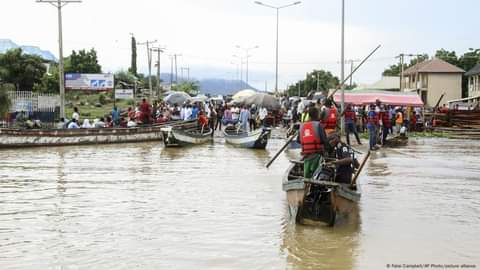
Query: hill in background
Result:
<box><xmin>0</xmin><ymin>39</ymin><xmax>57</xmax><ymax>61</ymax></box>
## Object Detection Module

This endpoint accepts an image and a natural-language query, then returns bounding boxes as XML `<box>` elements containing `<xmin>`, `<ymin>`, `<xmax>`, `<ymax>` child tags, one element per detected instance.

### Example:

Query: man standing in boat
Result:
<box><xmin>298</xmin><ymin>107</ymin><xmax>332</xmax><ymax>178</ymax></box>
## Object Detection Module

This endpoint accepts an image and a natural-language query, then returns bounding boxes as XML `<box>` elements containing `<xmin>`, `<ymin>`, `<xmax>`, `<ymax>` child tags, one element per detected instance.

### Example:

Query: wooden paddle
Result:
<box><xmin>265</xmin><ymin>133</ymin><xmax>296</xmax><ymax>168</ymax></box>
<box><xmin>351</xmin><ymin>150</ymin><xmax>371</xmax><ymax>187</ymax></box>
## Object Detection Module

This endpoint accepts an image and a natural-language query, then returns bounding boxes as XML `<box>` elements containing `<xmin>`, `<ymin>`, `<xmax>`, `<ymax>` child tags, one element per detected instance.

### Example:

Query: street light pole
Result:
<box><xmin>254</xmin><ymin>1</ymin><xmax>301</xmax><ymax>94</ymax></box>
<box><xmin>36</xmin><ymin>0</ymin><xmax>82</xmax><ymax>119</ymax></box>
<box><xmin>236</xmin><ymin>45</ymin><xmax>259</xmax><ymax>88</ymax></box>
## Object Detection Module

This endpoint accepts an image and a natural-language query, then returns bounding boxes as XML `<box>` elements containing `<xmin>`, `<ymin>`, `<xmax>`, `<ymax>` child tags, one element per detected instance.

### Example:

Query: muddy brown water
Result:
<box><xmin>1</xmin><ymin>131</ymin><xmax>479</xmax><ymax>269</ymax></box>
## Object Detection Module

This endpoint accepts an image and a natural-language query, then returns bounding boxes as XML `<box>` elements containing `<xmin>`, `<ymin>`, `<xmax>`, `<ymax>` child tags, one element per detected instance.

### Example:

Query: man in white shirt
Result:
<box><xmin>259</xmin><ymin>107</ymin><xmax>268</xmax><ymax>127</ymax></box>
<box><xmin>67</xmin><ymin>119</ymin><xmax>80</xmax><ymax>129</ymax></box>
<box><xmin>184</xmin><ymin>105</ymin><xmax>192</xmax><ymax>120</ymax></box>
<box><xmin>72</xmin><ymin>107</ymin><xmax>80</xmax><ymax>121</ymax></box>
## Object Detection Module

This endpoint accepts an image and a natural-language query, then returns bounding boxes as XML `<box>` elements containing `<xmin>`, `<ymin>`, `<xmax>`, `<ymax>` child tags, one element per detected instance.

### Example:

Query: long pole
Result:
<box><xmin>170</xmin><ymin>56</ymin><xmax>174</xmax><ymax>86</ymax></box>
<box><xmin>137</xmin><ymin>39</ymin><xmax>157</xmax><ymax>99</ymax></box>
<box><xmin>57</xmin><ymin>1</ymin><xmax>65</xmax><ymax>118</ymax></box>
<box><xmin>340</xmin><ymin>0</ymin><xmax>345</xmax><ymax>135</ymax></box>
<box><xmin>350</xmin><ymin>60</ymin><xmax>354</xmax><ymax>87</ymax></box>
<box><xmin>37</xmin><ymin>0</ymin><xmax>82</xmax><ymax>119</ymax></box>
<box><xmin>275</xmin><ymin>8</ymin><xmax>279</xmax><ymax>94</ymax></box>
<box><xmin>246</xmin><ymin>55</ymin><xmax>249</xmax><ymax>87</ymax></box>
<box><xmin>157</xmin><ymin>49</ymin><xmax>161</xmax><ymax>96</ymax></box>
<box><xmin>174</xmin><ymin>54</ymin><xmax>178</xmax><ymax>83</ymax></box>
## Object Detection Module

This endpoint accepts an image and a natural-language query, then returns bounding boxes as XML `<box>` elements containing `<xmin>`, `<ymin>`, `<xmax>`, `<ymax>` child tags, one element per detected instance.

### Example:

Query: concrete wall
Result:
<box><xmin>426</xmin><ymin>73</ymin><xmax>462</xmax><ymax>107</ymax></box>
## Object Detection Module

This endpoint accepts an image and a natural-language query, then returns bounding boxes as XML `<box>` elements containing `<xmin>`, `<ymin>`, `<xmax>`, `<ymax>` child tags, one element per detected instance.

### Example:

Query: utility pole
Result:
<box><xmin>137</xmin><ymin>39</ymin><xmax>157</xmax><ymax>99</ymax></box>
<box><xmin>36</xmin><ymin>0</ymin><xmax>82</xmax><ymax>119</ymax></box>
<box><xmin>316</xmin><ymin>71</ymin><xmax>320</xmax><ymax>92</ymax></box>
<box><xmin>172</xmin><ymin>54</ymin><xmax>182</xmax><ymax>83</ymax></box>
<box><xmin>396</xmin><ymin>53</ymin><xmax>424</xmax><ymax>92</ymax></box>
<box><xmin>170</xmin><ymin>55</ymin><xmax>174</xmax><ymax>87</ymax></box>
<box><xmin>152</xmin><ymin>47</ymin><xmax>165</xmax><ymax>97</ymax></box>
<box><xmin>181</xmin><ymin>67</ymin><xmax>190</xmax><ymax>82</ymax></box>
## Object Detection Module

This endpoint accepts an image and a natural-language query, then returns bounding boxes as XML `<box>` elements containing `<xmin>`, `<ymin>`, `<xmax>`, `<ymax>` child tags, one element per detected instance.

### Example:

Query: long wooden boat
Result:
<box><xmin>223</xmin><ymin>126</ymin><xmax>271</xmax><ymax>149</ymax></box>
<box><xmin>0</xmin><ymin>123</ymin><xmax>186</xmax><ymax>149</ymax></box>
<box><xmin>282</xmin><ymin>160</ymin><xmax>360</xmax><ymax>226</ymax></box>
<box><xmin>161</xmin><ymin>124</ymin><xmax>213</xmax><ymax>147</ymax></box>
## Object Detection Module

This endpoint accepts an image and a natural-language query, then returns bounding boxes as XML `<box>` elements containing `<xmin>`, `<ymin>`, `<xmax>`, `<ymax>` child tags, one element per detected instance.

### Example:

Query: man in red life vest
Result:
<box><xmin>344</xmin><ymin>104</ymin><xmax>361</xmax><ymax>145</ymax></box>
<box><xmin>321</xmin><ymin>99</ymin><xmax>338</xmax><ymax>135</ymax></box>
<box><xmin>298</xmin><ymin>107</ymin><xmax>332</xmax><ymax>178</ymax></box>
<box><xmin>380</xmin><ymin>105</ymin><xmax>391</xmax><ymax>145</ymax></box>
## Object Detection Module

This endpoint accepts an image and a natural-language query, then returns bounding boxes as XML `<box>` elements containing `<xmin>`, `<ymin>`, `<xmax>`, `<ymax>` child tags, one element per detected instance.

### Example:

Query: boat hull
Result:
<box><xmin>223</xmin><ymin>128</ymin><xmax>270</xmax><ymax>149</ymax></box>
<box><xmin>0</xmin><ymin>126</ymin><xmax>166</xmax><ymax>149</ymax></box>
<box><xmin>162</xmin><ymin>126</ymin><xmax>213</xmax><ymax>147</ymax></box>
<box><xmin>282</xmin><ymin>162</ymin><xmax>360</xmax><ymax>226</ymax></box>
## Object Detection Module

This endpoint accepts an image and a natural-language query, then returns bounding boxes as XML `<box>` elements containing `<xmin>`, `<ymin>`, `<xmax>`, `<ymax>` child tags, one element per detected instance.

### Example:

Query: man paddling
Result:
<box><xmin>298</xmin><ymin>107</ymin><xmax>332</xmax><ymax>178</ymax></box>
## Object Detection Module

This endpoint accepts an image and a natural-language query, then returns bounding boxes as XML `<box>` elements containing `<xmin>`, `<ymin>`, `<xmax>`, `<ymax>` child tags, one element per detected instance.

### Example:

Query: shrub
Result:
<box><xmin>98</xmin><ymin>94</ymin><xmax>107</xmax><ymax>105</ymax></box>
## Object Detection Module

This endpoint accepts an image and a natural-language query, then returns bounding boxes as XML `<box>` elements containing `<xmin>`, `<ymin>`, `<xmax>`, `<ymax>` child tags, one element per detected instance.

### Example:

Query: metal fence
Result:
<box><xmin>2</xmin><ymin>91</ymin><xmax>60</xmax><ymax>127</ymax></box>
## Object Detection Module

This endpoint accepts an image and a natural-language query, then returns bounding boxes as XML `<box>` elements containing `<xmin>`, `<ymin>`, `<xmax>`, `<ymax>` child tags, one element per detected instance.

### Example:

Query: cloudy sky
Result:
<box><xmin>1</xmin><ymin>0</ymin><xmax>479</xmax><ymax>90</ymax></box>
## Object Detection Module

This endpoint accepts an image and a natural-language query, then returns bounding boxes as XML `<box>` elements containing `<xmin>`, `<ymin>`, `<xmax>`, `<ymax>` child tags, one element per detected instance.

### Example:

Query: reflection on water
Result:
<box><xmin>1</xmin><ymin>135</ymin><xmax>479</xmax><ymax>269</ymax></box>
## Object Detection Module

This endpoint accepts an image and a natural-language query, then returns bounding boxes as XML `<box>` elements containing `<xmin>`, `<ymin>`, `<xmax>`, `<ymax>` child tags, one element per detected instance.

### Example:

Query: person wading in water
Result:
<box><xmin>298</xmin><ymin>107</ymin><xmax>332</xmax><ymax>178</ymax></box>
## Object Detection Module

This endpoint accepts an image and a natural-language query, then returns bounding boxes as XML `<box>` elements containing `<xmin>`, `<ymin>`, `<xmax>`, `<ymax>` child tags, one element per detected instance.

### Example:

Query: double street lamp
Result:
<box><xmin>254</xmin><ymin>1</ymin><xmax>301</xmax><ymax>94</ymax></box>
<box><xmin>236</xmin><ymin>45</ymin><xmax>259</xmax><ymax>88</ymax></box>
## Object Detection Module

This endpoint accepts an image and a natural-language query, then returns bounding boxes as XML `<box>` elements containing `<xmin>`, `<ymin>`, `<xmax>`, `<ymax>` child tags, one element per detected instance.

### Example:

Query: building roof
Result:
<box><xmin>333</xmin><ymin>89</ymin><xmax>423</xmax><ymax>106</ymax></box>
<box><xmin>403</xmin><ymin>58</ymin><xmax>465</xmax><ymax>75</ymax></box>
<box><xmin>354</xmin><ymin>76</ymin><xmax>400</xmax><ymax>91</ymax></box>
<box><xmin>465</xmin><ymin>63</ymin><xmax>480</xmax><ymax>76</ymax></box>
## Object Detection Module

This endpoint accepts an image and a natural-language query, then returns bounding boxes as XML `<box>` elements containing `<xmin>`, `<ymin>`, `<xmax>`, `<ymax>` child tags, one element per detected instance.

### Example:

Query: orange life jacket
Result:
<box><xmin>300</xmin><ymin>121</ymin><xmax>324</xmax><ymax>155</ymax></box>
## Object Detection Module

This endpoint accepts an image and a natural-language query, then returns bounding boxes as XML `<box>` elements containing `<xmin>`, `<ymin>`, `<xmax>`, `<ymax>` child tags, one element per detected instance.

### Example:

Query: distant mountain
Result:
<box><xmin>157</xmin><ymin>73</ymin><xmax>258</xmax><ymax>95</ymax></box>
<box><xmin>0</xmin><ymin>39</ymin><xmax>57</xmax><ymax>61</ymax></box>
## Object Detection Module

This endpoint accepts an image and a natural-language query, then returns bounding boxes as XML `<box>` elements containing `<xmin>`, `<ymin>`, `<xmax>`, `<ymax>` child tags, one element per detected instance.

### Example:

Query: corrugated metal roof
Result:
<box><xmin>403</xmin><ymin>58</ymin><xmax>465</xmax><ymax>75</ymax></box>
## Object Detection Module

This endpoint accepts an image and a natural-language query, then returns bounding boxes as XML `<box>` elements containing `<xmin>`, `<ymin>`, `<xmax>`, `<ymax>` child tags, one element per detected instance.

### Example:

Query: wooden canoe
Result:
<box><xmin>0</xmin><ymin>122</ymin><xmax>188</xmax><ymax>149</ymax></box>
<box><xmin>282</xmin><ymin>160</ymin><xmax>360</xmax><ymax>226</ymax></box>
<box><xmin>223</xmin><ymin>126</ymin><xmax>271</xmax><ymax>149</ymax></box>
<box><xmin>161</xmin><ymin>123</ymin><xmax>213</xmax><ymax>147</ymax></box>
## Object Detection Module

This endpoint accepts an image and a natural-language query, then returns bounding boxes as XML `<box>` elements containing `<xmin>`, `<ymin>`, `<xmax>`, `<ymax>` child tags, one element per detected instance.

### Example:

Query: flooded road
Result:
<box><xmin>1</xmin><ymin>133</ymin><xmax>479</xmax><ymax>269</ymax></box>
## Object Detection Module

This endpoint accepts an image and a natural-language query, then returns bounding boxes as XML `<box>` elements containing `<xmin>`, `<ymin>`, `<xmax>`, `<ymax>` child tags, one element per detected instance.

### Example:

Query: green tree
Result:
<box><xmin>287</xmin><ymin>69</ymin><xmax>339</xmax><ymax>97</ymax></box>
<box><xmin>435</xmin><ymin>49</ymin><xmax>459</xmax><ymax>66</ymax></box>
<box><xmin>0</xmin><ymin>48</ymin><xmax>47</xmax><ymax>91</ymax></box>
<box><xmin>458</xmin><ymin>48</ymin><xmax>480</xmax><ymax>97</ymax></box>
<box><xmin>115</xmin><ymin>70</ymin><xmax>137</xmax><ymax>87</ymax></box>
<box><xmin>128</xmin><ymin>36</ymin><xmax>137</xmax><ymax>76</ymax></box>
<box><xmin>172</xmin><ymin>81</ymin><xmax>200</xmax><ymax>96</ymax></box>
<box><xmin>382</xmin><ymin>54</ymin><xmax>429</xmax><ymax>76</ymax></box>
<box><xmin>33</xmin><ymin>64</ymin><xmax>59</xmax><ymax>93</ymax></box>
<box><xmin>0</xmin><ymin>88</ymin><xmax>12</xmax><ymax>117</ymax></box>
<box><xmin>64</xmin><ymin>48</ymin><xmax>102</xmax><ymax>73</ymax></box>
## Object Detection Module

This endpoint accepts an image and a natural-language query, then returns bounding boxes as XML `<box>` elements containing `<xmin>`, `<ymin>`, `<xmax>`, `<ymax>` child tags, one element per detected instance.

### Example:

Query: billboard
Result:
<box><xmin>115</xmin><ymin>89</ymin><xmax>134</xmax><ymax>100</ymax></box>
<box><xmin>65</xmin><ymin>73</ymin><xmax>114</xmax><ymax>91</ymax></box>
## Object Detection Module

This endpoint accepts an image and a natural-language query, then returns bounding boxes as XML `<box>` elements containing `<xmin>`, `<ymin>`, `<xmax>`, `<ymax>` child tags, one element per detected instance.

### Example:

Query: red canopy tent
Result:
<box><xmin>333</xmin><ymin>90</ymin><xmax>424</xmax><ymax>106</ymax></box>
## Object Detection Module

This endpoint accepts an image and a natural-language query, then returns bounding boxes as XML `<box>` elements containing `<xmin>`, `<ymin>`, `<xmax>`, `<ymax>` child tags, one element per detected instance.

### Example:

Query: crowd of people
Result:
<box><xmin>279</xmin><ymin>97</ymin><xmax>423</xmax><ymax>151</ymax></box>
<box><xmin>56</xmin><ymin>98</ymin><xmax>273</xmax><ymax>134</ymax></box>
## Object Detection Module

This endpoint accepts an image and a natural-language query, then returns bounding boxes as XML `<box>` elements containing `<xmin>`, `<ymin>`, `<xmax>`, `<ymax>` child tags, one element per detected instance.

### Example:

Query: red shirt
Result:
<box><xmin>198</xmin><ymin>115</ymin><xmax>209</xmax><ymax>127</ymax></box>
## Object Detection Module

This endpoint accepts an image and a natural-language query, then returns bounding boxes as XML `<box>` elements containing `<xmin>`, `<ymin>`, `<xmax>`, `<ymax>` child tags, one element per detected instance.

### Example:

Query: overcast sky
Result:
<box><xmin>1</xmin><ymin>0</ymin><xmax>479</xmax><ymax>90</ymax></box>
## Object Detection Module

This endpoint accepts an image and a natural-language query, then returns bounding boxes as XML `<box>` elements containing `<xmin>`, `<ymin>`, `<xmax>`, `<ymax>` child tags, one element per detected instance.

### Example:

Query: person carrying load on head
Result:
<box><xmin>297</xmin><ymin>106</ymin><xmax>332</xmax><ymax>178</ymax></box>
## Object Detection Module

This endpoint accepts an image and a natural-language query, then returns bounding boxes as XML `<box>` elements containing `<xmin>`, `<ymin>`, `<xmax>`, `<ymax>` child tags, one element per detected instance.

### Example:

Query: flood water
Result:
<box><xmin>1</xmin><ymin>131</ymin><xmax>479</xmax><ymax>269</ymax></box>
